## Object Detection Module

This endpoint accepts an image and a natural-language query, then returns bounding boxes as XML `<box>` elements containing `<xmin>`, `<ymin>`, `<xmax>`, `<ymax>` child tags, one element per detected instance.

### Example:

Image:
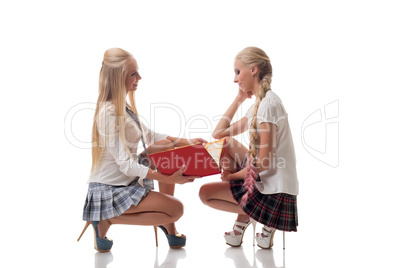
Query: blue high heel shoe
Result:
<box><xmin>77</xmin><ymin>221</ymin><xmax>113</xmax><ymax>252</ymax></box>
<box><xmin>155</xmin><ymin>225</ymin><xmax>186</xmax><ymax>249</ymax></box>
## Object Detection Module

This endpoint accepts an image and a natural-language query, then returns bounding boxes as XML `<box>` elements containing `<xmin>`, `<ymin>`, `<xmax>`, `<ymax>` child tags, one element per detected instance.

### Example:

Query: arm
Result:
<box><xmin>141</xmin><ymin>123</ymin><xmax>168</xmax><ymax>145</ymax></box>
<box><xmin>254</xmin><ymin>122</ymin><xmax>276</xmax><ymax>173</ymax></box>
<box><xmin>212</xmin><ymin>89</ymin><xmax>251</xmax><ymax>139</ymax></box>
<box><xmin>100</xmin><ymin>108</ymin><xmax>196</xmax><ymax>185</ymax></box>
<box><xmin>224</xmin><ymin>122</ymin><xmax>276</xmax><ymax>181</ymax></box>
<box><xmin>146</xmin><ymin>166</ymin><xmax>196</xmax><ymax>184</ymax></box>
<box><xmin>166</xmin><ymin>136</ymin><xmax>208</xmax><ymax>147</ymax></box>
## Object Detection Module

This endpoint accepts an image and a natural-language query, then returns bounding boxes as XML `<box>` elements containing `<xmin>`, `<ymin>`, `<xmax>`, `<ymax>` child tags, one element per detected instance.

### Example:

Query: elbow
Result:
<box><xmin>257</xmin><ymin>166</ymin><xmax>269</xmax><ymax>174</ymax></box>
<box><xmin>212</xmin><ymin>131</ymin><xmax>224</xmax><ymax>140</ymax></box>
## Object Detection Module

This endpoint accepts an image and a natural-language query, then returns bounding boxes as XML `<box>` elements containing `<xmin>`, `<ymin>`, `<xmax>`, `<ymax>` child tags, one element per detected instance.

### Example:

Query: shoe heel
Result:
<box><xmin>251</xmin><ymin>220</ymin><xmax>257</xmax><ymax>246</ymax></box>
<box><xmin>78</xmin><ymin>221</ymin><xmax>113</xmax><ymax>252</ymax></box>
<box><xmin>154</xmin><ymin>226</ymin><xmax>158</xmax><ymax>247</ymax></box>
<box><xmin>283</xmin><ymin>231</ymin><xmax>285</xmax><ymax>250</ymax></box>
<box><xmin>270</xmin><ymin>229</ymin><xmax>276</xmax><ymax>248</ymax></box>
<box><xmin>77</xmin><ymin>221</ymin><xmax>91</xmax><ymax>242</ymax></box>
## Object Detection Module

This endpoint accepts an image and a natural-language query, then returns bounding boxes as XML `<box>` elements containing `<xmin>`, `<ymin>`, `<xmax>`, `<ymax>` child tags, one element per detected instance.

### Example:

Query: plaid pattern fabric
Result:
<box><xmin>83</xmin><ymin>180</ymin><xmax>150</xmax><ymax>221</ymax></box>
<box><xmin>230</xmin><ymin>180</ymin><xmax>298</xmax><ymax>232</ymax></box>
<box><xmin>82</xmin><ymin>107</ymin><xmax>156</xmax><ymax>222</ymax></box>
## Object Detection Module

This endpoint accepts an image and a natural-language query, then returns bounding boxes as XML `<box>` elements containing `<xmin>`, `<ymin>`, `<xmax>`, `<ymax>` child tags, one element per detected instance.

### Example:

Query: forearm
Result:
<box><xmin>227</xmin><ymin>156</ymin><xmax>273</xmax><ymax>180</ymax></box>
<box><xmin>254</xmin><ymin>156</ymin><xmax>272</xmax><ymax>174</ymax></box>
<box><xmin>166</xmin><ymin>136</ymin><xmax>208</xmax><ymax>147</ymax></box>
<box><xmin>227</xmin><ymin>168</ymin><xmax>247</xmax><ymax>181</ymax></box>
<box><xmin>166</xmin><ymin>136</ymin><xmax>192</xmax><ymax>147</ymax></box>
<box><xmin>146</xmin><ymin>169</ymin><xmax>171</xmax><ymax>184</ymax></box>
<box><xmin>213</xmin><ymin>97</ymin><xmax>244</xmax><ymax>138</ymax></box>
<box><xmin>253</xmin><ymin>122</ymin><xmax>277</xmax><ymax>174</ymax></box>
<box><xmin>146</xmin><ymin>165</ymin><xmax>196</xmax><ymax>185</ymax></box>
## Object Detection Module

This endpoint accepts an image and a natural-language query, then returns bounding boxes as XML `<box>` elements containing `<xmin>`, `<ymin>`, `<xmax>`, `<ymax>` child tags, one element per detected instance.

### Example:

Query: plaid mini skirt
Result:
<box><xmin>83</xmin><ymin>154</ymin><xmax>152</xmax><ymax>222</ymax></box>
<box><xmin>230</xmin><ymin>181</ymin><xmax>298</xmax><ymax>232</ymax></box>
<box><xmin>230</xmin><ymin>158</ymin><xmax>298</xmax><ymax>232</ymax></box>
<box><xmin>82</xmin><ymin>180</ymin><xmax>151</xmax><ymax>221</ymax></box>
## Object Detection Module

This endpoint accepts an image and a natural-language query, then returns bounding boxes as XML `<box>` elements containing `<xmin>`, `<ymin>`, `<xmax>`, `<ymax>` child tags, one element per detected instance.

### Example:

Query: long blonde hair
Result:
<box><xmin>91</xmin><ymin>48</ymin><xmax>139</xmax><ymax>173</ymax></box>
<box><xmin>237</xmin><ymin>47</ymin><xmax>273</xmax><ymax>206</ymax></box>
<box><xmin>236</xmin><ymin>47</ymin><xmax>272</xmax><ymax>164</ymax></box>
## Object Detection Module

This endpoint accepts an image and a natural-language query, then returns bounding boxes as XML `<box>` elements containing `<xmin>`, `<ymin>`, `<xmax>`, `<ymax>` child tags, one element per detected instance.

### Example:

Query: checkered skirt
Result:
<box><xmin>83</xmin><ymin>154</ymin><xmax>153</xmax><ymax>221</ymax></box>
<box><xmin>230</xmin><ymin>181</ymin><xmax>298</xmax><ymax>232</ymax></box>
<box><xmin>82</xmin><ymin>180</ymin><xmax>150</xmax><ymax>221</ymax></box>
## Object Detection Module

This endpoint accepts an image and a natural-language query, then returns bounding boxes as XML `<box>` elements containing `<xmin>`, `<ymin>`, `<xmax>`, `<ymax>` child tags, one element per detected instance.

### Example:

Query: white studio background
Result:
<box><xmin>1</xmin><ymin>0</ymin><xmax>401</xmax><ymax>267</ymax></box>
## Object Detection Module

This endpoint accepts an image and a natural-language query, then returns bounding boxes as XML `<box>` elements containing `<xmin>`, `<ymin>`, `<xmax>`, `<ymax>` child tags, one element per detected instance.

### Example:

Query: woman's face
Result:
<box><xmin>234</xmin><ymin>59</ymin><xmax>258</xmax><ymax>95</ymax></box>
<box><xmin>125</xmin><ymin>58</ymin><xmax>142</xmax><ymax>93</ymax></box>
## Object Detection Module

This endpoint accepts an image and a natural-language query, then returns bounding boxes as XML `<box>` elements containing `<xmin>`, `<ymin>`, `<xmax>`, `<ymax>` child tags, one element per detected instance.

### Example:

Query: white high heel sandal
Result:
<box><xmin>224</xmin><ymin>219</ymin><xmax>257</xmax><ymax>247</ymax></box>
<box><xmin>256</xmin><ymin>226</ymin><xmax>277</xmax><ymax>249</ymax></box>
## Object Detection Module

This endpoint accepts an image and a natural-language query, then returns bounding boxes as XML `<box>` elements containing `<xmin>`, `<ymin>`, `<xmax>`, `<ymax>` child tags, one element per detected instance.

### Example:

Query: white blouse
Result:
<box><xmin>245</xmin><ymin>90</ymin><xmax>299</xmax><ymax>195</ymax></box>
<box><xmin>88</xmin><ymin>102</ymin><xmax>167</xmax><ymax>186</ymax></box>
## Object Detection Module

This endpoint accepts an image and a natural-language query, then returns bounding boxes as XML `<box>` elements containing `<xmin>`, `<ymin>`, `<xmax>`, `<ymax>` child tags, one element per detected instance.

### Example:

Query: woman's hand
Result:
<box><xmin>236</xmin><ymin>88</ymin><xmax>253</xmax><ymax>103</ymax></box>
<box><xmin>221</xmin><ymin>170</ymin><xmax>232</xmax><ymax>181</ymax></box>
<box><xmin>169</xmin><ymin>166</ymin><xmax>198</xmax><ymax>184</ymax></box>
<box><xmin>188</xmin><ymin>138</ymin><xmax>208</xmax><ymax>145</ymax></box>
<box><xmin>166</xmin><ymin>136</ymin><xmax>208</xmax><ymax>147</ymax></box>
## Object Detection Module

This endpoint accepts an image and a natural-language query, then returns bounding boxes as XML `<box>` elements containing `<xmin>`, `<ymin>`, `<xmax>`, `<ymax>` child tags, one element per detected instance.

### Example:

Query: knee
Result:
<box><xmin>158</xmin><ymin>139</ymin><xmax>175</xmax><ymax>150</ymax></box>
<box><xmin>224</xmin><ymin>136</ymin><xmax>244</xmax><ymax>151</ymax></box>
<box><xmin>198</xmin><ymin>184</ymin><xmax>210</xmax><ymax>205</ymax></box>
<box><xmin>170</xmin><ymin>199</ymin><xmax>184</xmax><ymax>221</ymax></box>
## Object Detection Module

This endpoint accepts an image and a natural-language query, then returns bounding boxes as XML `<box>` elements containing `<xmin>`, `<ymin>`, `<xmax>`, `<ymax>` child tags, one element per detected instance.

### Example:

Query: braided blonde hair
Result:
<box><xmin>236</xmin><ymin>47</ymin><xmax>272</xmax><ymax>206</ymax></box>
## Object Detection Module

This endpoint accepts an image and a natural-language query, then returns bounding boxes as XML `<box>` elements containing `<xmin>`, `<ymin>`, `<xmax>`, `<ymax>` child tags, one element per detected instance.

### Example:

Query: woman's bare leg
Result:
<box><xmin>221</xmin><ymin>137</ymin><xmax>249</xmax><ymax>173</ymax></box>
<box><xmin>158</xmin><ymin>182</ymin><xmax>178</xmax><ymax>235</ymax></box>
<box><xmin>141</xmin><ymin>139</ymin><xmax>180</xmax><ymax>235</ymax></box>
<box><xmin>199</xmin><ymin>137</ymin><xmax>247</xmax><ymax>215</ymax></box>
<box><xmin>97</xmin><ymin>191</ymin><xmax>183</xmax><ymax>238</ymax></box>
<box><xmin>199</xmin><ymin>137</ymin><xmax>250</xmax><ymax>235</ymax></box>
<box><xmin>199</xmin><ymin>181</ymin><xmax>244</xmax><ymax>214</ymax></box>
<box><xmin>199</xmin><ymin>181</ymin><xmax>249</xmax><ymax>235</ymax></box>
<box><xmin>143</xmin><ymin>139</ymin><xmax>175</xmax><ymax>169</ymax></box>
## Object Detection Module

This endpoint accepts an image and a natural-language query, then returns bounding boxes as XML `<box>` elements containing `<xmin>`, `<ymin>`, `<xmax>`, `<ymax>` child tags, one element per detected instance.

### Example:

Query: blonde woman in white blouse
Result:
<box><xmin>77</xmin><ymin>48</ymin><xmax>206</xmax><ymax>252</ymax></box>
<box><xmin>199</xmin><ymin>47</ymin><xmax>298</xmax><ymax>249</ymax></box>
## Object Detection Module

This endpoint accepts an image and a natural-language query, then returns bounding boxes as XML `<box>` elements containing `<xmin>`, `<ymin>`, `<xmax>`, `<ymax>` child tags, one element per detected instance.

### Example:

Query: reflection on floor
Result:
<box><xmin>94</xmin><ymin>246</ymin><xmax>285</xmax><ymax>268</ymax></box>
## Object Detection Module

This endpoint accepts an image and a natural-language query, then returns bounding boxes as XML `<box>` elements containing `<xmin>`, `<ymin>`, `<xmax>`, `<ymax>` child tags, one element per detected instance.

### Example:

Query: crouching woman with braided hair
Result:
<box><xmin>199</xmin><ymin>47</ymin><xmax>299</xmax><ymax>248</ymax></box>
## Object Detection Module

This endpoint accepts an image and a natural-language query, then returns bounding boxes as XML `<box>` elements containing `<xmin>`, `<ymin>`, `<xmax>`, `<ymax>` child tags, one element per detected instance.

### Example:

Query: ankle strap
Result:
<box><xmin>262</xmin><ymin>226</ymin><xmax>275</xmax><ymax>235</ymax></box>
<box><xmin>232</xmin><ymin>220</ymin><xmax>249</xmax><ymax>234</ymax></box>
<box><xmin>233</xmin><ymin>220</ymin><xmax>248</xmax><ymax>228</ymax></box>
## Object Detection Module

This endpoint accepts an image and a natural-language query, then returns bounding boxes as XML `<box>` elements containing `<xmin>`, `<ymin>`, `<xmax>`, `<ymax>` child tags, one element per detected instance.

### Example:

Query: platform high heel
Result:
<box><xmin>224</xmin><ymin>219</ymin><xmax>257</xmax><ymax>247</ymax></box>
<box><xmin>155</xmin><ymin>225</ymin><xmax>186</xmax><ymax>249</ymax></box>
<box><xmin>77</xmin><ymin>221</ymin><xmax>113</xmax><ymax>252</ymax></box>
<box><xmin>256</xmin><ymin>226</ymin><xmax>276</xmax><ymax>249</ymax></box>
